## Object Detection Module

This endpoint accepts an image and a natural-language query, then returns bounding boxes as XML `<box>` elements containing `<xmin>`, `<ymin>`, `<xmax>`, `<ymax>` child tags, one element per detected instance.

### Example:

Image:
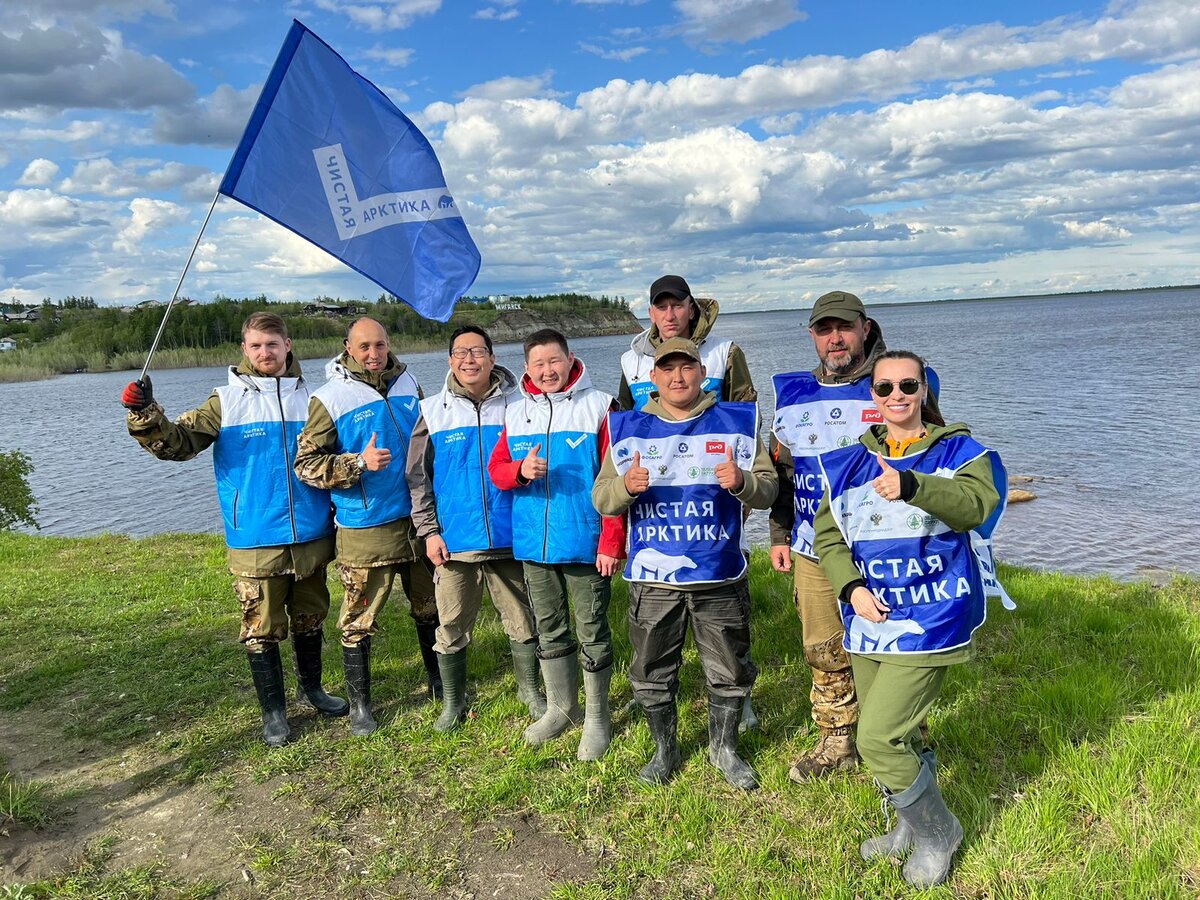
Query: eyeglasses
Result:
<box><xmin>871</xmin><ymin>378</ymin><xmax>924</xmax><ymax>397</ymax></box>
<box><xmin>450</xmin><ymin>347</ymin><xmax>490</xmax><ymax>360</ymax></box>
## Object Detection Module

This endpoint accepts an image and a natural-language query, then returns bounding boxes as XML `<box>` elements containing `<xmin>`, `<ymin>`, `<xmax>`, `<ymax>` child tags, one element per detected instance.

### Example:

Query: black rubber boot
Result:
<box><xmin>342</xmin><ymin>638</ymin><xmax>378</xmax><ymax>737</ymax></box>
<box><xmin>891</xmin><ymin>759</ymin><xmax>963</xmax><ymax>887</ymax></box>
<box><xmin>707</xmin><ymin>694</ymin><xmax>758</xmax><ymax>790</ymax></box>
<box><xmin>292</xmin><ymin>630</ymin><xmax>349</xmax><ymax>717</ymax></box>
<box><xmin>509</xmin><ymin>640</ymin><xmax>547</xmax><ymax>719</ymax></box>
<box><xmin>638</xmin><ymin>701</ymin><xmax>681</xmax><ymax>785</ymax></box>
<box><xmin>415</xmin><ymin>621</ymin><xmax>443</xmax><ymax>702</ymax></box>
<box><xmin>247</xmin><ymin>646</ymin><xmax>290</xmax><ymax>748</ymax></box>
<box><xmin>434</xmin><ymin>649</ymin><xmax>469</xmax><ymax>732</ymax></box>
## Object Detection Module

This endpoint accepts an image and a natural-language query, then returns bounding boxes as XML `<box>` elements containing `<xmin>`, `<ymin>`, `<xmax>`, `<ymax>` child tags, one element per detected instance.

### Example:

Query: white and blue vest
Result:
<box><xmin>420</xmin><ymin>370</ymin><xmax>516</xmax><ymax>553</ymax></box>
<box><xmin>772</xmin><ymin>366</ymin><xmax>940</xmax><ymax>558</ymax></box>
<box><xmin>503</xmin><ymin>363</ymin><xmax>613</xmax><ymax>564</ymax></box>
<box><xmin>211</xmin><ymin>368</ymin><xmax>333</xmax><ymax>550</ymax></box>
<box><xmin>312</xmin><ymin>359</ymin><xmax>421</xmax><ymax>529</ymax></box>
<box><xmin>620</xmin><ymin>329</ymin><xmax>732</xmax><ymax>410</ymax></box>
<box><xmin>608</xmin><ymin>402</ymin><xmax>757</xmax><ymax>586</ymax></box>
<box><xmin>819</xmin><ymin>434</ymin><xmax>1008</xmax><ymax>655</ymax></box>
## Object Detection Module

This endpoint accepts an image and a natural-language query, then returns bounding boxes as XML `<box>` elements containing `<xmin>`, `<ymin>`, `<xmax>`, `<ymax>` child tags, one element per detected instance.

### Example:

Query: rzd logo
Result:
<box><xmin>706</xmin><ymin>441</ymin><xmax>726</xmax><ymax>454</ymax></box>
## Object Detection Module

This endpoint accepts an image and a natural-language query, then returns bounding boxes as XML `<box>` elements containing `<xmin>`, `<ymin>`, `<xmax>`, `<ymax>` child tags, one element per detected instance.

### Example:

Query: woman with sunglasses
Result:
<box><xmin>812</xmin><ymin>349</ymin><xmax>1006</xmax><ymax>888</ymax></box>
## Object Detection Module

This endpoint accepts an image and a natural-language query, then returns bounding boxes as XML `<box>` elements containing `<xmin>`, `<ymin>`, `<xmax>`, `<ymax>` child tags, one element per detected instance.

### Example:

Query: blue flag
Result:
<box><xmin>218</xmin><ymin>20</ymin><xmax>480</xmax><ymax>322</ymax></box>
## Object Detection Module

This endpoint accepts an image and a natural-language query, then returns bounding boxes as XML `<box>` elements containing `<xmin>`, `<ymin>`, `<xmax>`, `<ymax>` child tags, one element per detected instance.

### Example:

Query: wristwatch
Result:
<box><xmin>355</xmin><ymin>453</ymin><xmax>367</xmax><ymax>473</ymax></box>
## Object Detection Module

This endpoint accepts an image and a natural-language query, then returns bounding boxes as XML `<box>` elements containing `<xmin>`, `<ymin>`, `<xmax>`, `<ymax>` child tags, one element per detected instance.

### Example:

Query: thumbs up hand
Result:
<box><xmin>872</xmin><ymin>451</ymin><xmax>902</xmax><ymax>501</ymax></box>
<box><xmin>623</xmin><ymin>450</ymin><xmax>650</xmax><ymax>495</ymax></box>
<box><xmin>520</xmin><ymin>442</ymin><xmax>547</xmax><ymax>482</ymax></box>
<box><xmin>361</xmin><ymin>432</ymin><xmax>391</xmax><ymax>471</ymax></box>
<box><xmin>715</xmin><ymin>446</ymin><xmax>744</xmax><ymax>492</ymax></box>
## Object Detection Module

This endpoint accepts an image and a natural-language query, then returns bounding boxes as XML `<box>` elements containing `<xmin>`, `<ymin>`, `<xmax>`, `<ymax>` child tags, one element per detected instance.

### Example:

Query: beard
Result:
<box><xmin>820</xmin><ymin>346</ymin><xmax>863</xmax><ymax>376</ymax></box>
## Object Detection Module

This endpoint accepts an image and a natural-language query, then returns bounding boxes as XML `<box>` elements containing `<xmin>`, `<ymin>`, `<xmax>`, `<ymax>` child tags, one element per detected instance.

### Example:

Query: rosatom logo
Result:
<box><xmin>830</xmin><ymin>407</ymin><xmax>842</xmax><ymax>419</ymax></box>
<box><xmin>677</xmin><ymin>442</ymin><xmax>689</xmax><ymax>453</ymax></box>
<box><xmin>706</xmin><ymin>441</ymin><xmax>726</xmax><ymax>454</ymax></box>
<box><xmin>862</xmin><ymin>409</ymin><xmax>884</xmax><ymax>423</ymax></box>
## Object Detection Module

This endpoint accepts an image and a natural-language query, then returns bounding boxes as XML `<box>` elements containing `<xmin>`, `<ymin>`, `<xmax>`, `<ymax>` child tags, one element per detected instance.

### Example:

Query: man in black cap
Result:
<box><xmin>618</xmin><ymin>274</ymin><xmax>762</xmax><ymax>732</ymax></box>
<box><xmin>769</xmin><ymin>290</ymin><xmax>890</xmax><ymax>781</ymax></box>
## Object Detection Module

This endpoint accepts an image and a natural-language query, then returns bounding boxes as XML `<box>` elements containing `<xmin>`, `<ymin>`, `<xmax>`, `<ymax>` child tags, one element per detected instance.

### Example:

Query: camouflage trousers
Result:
<box><xmin>792</xmin><ymin>553</ymin><xmax>857</xmax><ymax>732</ymax></box>
<box><xmin>336</xmin><ymin>558</ymin><xmax>438</xmax><ymax>647</ymax></box>
<box><xmin>233</xmin><ymin>568</ymin><xmax>331</xmax><ymax>652</ymax></box>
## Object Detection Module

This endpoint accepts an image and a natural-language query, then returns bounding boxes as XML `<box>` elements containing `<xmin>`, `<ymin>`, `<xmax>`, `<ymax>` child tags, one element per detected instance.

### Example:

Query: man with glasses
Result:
<box><xmin>769</xmin><ymin>291</ymin><xmax>941</xmax><ymax>783</ymax></box>
<box><xmin>405</xmin><ymin>325</ymin><xmax>545</xmax><ymax>732</ymax></box>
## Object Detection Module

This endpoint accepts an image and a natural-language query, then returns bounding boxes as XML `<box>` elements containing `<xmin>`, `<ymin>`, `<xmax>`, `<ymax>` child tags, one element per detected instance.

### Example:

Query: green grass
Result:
<box><xmin>1</xmin><ymin>531</ymin><xmax>1198</xmax><ymax>897</ymax></box>
<box><xmin>0</xmin><ymin>771</ymin><xmax>56</xmax><ymax>830</ymax></box>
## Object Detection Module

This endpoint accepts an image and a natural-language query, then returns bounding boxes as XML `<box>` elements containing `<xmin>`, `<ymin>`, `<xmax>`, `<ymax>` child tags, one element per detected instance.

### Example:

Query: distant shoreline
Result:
<box><xmin>716</xmin><ymin>283</ymin><xmax>1200</xmax><ymax>316</ymax></box>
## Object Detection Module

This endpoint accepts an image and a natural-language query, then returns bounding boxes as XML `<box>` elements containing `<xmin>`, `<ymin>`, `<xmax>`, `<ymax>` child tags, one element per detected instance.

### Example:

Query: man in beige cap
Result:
<box><xmin>769</xmin><ymin>290</ymin><xmax>941</xmax><ymax>782</ymax></box>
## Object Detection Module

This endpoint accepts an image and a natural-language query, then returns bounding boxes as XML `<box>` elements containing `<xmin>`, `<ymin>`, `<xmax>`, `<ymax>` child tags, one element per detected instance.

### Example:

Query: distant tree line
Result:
<box><xmin>0</xmin><ymin>292</ymin><xmax>629</xmax><ymax>355</ymax></box>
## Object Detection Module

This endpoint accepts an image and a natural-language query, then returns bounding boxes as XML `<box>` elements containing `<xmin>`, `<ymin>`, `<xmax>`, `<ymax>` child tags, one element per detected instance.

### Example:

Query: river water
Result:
<box><xmin>2</xmin><ymin>289</ymin><xmax>1196</xmax><ymax>579</ymax></box>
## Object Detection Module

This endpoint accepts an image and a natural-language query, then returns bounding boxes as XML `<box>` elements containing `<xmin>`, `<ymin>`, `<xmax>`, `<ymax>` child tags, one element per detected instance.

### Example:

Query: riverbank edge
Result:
<box><xmin>0</xmin><ymin>307</ymin><xmax>642</xmax><ymax>384</ymax></box>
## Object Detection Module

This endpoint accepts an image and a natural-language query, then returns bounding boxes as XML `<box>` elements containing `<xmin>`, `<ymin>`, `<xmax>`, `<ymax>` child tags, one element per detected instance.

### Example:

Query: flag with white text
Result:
<box><xmin>218</xmin><ymin>20</ymin><xmax>480</xmax><ymax>322</ymax></box>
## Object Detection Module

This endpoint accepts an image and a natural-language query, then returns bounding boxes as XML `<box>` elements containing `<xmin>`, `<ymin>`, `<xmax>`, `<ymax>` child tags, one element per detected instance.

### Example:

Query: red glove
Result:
<box><xmin>121</xmin><ymin>376</ymin><xmax>154</xmax><ymax>411</ymax></box>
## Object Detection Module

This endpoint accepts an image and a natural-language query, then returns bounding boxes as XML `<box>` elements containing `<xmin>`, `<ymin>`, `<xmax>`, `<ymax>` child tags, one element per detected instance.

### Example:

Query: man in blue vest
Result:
<box><xmin>594</xmin><ymin>337</ymin><xmax>777</xmax><ymax>789</ymax></box>
<box><xmin>405</xmin><ymin>324</ymin><xmax>545</xmax><ymax>732</ymax></box>
<box><xmin>294</xmin><ymin>317</ymin><xmax>441</xmax><ymax>737</ymax></box>
<box><xmin>769</xmin><ymin>291</ymin><xmax>941</xmax><ymax>782</ymax></box>
<box><xmin>123</xmin><ymin>312</ymin><xmax>345</xmax><ymax>748</ymax></box>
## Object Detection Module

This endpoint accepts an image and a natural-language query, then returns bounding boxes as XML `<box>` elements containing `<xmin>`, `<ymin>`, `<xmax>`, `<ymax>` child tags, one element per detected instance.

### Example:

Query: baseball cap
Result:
<box><xmin>650</xmin><ymin>275</ymin><xmax>692</xmax><ymax>304</ymax></box>
<box><xmin>653</xmin><ymin>337</ymin><xmax>702</xmax><ymax>365</ymax></box>
<box><xmin>808</xmin><ymin>290</ymin><xmax>866</xmax><ymax>326</ymax></box>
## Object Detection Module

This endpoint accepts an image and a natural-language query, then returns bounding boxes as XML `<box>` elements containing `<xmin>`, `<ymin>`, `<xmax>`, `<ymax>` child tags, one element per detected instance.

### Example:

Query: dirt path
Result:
<box><xmin>0</xmin><ymin>709</ymin><xmax>595</xmax><ymax>897</ymax></box>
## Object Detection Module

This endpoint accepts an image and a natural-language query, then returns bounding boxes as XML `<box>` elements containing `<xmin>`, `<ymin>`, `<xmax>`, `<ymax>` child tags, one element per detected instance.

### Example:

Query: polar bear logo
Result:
<box><xmin>631</xmin><ymin>548</ymin><xmax>698</xmax><ymax>583</ymax></box>
<box><xmin>848</xmin><ymin>616</ymin><xmax>926</xmax><ymax>653</ymax></box>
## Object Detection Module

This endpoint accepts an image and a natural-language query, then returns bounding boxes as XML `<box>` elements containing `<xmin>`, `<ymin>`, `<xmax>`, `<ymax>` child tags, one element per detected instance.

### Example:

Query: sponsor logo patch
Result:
<box><xmin>706</xmin><ymin>441</ymin><xmax>726</xmax><ymax>454</ymax></box>
<box><xmin>862</xmin><ymin>409</ymin><xmax>884</xmax><ymax>423</ymax></box>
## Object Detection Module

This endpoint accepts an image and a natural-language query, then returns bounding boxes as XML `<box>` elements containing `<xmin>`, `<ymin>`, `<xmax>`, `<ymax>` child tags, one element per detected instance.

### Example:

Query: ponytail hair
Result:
<box><xmin>872</xmin><ymin>350</ymin><xmax>945</xmax><ymax>427</ymax></box>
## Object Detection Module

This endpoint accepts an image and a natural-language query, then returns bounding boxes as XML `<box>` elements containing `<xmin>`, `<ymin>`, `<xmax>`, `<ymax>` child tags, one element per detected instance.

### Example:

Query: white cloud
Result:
<box><xmin>579</xmin><ymin>42</ymin><xmax>650</xmax><ymax>62</ymax></box>
<box><xmin>475</xmin><ymin>2</ymin><xmax>520</xmax><ymax>22</ymax></box>
<box><xmin>674</xmin><ymin>0</ymin><xmax>806</xmax><ymax>44</ymax></box>
<box><xmin>152</xmin><ymin>83</ymin><xmax>258</xmax><ymax>146</ymax></box>
<box><xmin>458</xmin><ymin>73</ymin><xmax>557</xmax><ymax>101</ymax></box>
<box><xmin>1062</xmin><ymin>219</ymin><xmax>1133</xmax><ymax>241</ymax></box>
<box><xmin>362</xmin><ymin>45</ymin><xmax>414</xmax><ymax>66</ymax></box>
<box><xmin>18</xmin><ymin>158</ymin><xmax>60</xmax><ymax>186</ymax></box>
<box><xmin>60</xmin><ymin>157</ymin><xmax>213</xmax><ymax>197</ymax></box>
<box><xmin>312</xmin><ymin>0</ymin><xmax>442</xmax><ymax>31</ymax></box>
<box><xmin>0</xmin><ymin>188</ymin><xmax>80</xmax><ymax>228</ymax></box>
<box><xmin>114</xmin><ymin>197</ymin><xmax>187</xmax><ymax>252</ymax></box>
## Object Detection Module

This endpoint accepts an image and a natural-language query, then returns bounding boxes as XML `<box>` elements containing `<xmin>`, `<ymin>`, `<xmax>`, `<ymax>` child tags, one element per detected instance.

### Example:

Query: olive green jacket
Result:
<box><xmin>617</xmin><ymin>297</ymin><xmax>757</xmax><ymax>410</ymax></box>
<box><xmin>125</xmin><ymin>354</ymin><xmax>333</xmax><ymax>578</ymax></box>
<box><xmin>812</xmin><ymin>421</ymin><xmax>1000</xmax><ymax>666</ymax></box>
<box><xmin>293</xmin><ymin>351</ymin><xmax>423</xmax><ymax>568</ymax></box>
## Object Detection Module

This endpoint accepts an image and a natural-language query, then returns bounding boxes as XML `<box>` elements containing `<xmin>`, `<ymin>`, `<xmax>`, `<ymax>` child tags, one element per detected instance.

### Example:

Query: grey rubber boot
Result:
<box><xmin>247</xmin><ymin>646</ymin><xmax>291</xmax><ymax>748</ymax></box>
<box><xmin>434</xmin><ymin>649</ymin><xmax>468</xmax><ymax>732</ymax></box>
<box><xmin>891</xmin><ymin>759</ymin><xmax>963</xmax><ymax>887</ymax></box>
<box><xmin>509</xmin><ymin>640</ymin><xmax>547</xmax><ymax>719</ymax></box>
<box><xmin>738</xmin><ymin>695</ymin><xmax>760</xmax><ymax>734</ymax></box>
<box><xmin>415</xmin><ymin>621</ymin><xmax>443</xmax><ymax>702</ymax></box>
<box><xmin>523</xmin><ymin>652</ymin><xmax>583</xmax><ymax>746</ymax></box>
<box><xmin>707</xmin><ymin>694</ymin><xmax>758</xmax><ymax>790</ymax></box>
<box><xmin>576</xmin><ymin>664</ymin><xmax>613</xmax><ymax>761</ymax></box>
<box><xmin>342</xmin><ymin>637</ymin><xmax>378</xmax><ymax>737</ymax></box>
<box><xmin>862</xmin><ymin>747</ymin><xmax>937</xmax><ymax>860</ymax></box>
<box><xmin>292</xmin><ymin>630</ymin><xmax>349</xmax><ymax>717</ymax></box>
<box><xmin>638</xmin><ymin>701</ymin><xmax>681</xmax><ymax>784</ymax></box>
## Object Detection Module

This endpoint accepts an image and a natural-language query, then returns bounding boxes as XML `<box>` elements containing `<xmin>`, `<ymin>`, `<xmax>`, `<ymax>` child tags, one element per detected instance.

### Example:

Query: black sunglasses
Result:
<box><xmin>872</xmin><ymin>378</ymin><xmax>924</xmax><ymax>397</ymax></box>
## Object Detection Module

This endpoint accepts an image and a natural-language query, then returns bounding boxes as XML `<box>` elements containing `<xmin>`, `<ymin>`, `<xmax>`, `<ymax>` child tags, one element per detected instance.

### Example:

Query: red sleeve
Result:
<box><xmin>488</xmin><ymin>426</ymin><xmax>527</xmax><ymax>490</ymax></box>
<box><xmin>596</xmin><ymin>407</ymin><xmax>628</xmax><ymax>559</ymax></box>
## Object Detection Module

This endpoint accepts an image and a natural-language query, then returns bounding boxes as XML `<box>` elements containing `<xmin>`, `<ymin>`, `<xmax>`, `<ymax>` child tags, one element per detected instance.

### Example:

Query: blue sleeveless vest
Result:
<box><xmin>819</xmin><ymin>433</ymin><xmax>1006</xmax><ymax>655</ymax></box>
<box><xmin>608</xmin><ymin>402</ymin><xmax>757</xmax><ymax>585</ymax></box>
<box><xmin>419</xmin><ymin>370</ymin><xmax>516</xmax><ymax>553</ymax></box>
<box><xmin>503</xmin><ymin>363</ymin><xmax>613</xmax><ymax>564</ymax></box>
<box><xmin>311</xmin><ymin>359</ymin><xmax>421</xmax><ymax>529</ymax></box>
<box><xmin>211</xmin><ymin>369</ymin><xmax>334</xmax><ymax>549</ymax></box>
<box><xmin>772</xmin><ymin>366</ymin><xmax>939</xmax><ymax>558</ymax></box>
<box><xmin>621</xmin><ymin>330</ymin><xmax>732</xmax><ymax>410</ymax></box>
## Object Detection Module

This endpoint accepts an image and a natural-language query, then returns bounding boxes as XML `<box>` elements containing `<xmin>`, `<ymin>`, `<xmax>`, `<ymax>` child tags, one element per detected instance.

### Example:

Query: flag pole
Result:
<box><xmin>137</xmin><ymin>190</ymin><xmax>222</xmax><ymax>382</ymax></box>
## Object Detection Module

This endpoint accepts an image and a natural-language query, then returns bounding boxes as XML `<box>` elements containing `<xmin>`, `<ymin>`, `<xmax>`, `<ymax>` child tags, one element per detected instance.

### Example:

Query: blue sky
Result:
<box><xmin>2</xmin><ymin>0</ymin><xmax>1199</xmax><ymax>313</ymax></box>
